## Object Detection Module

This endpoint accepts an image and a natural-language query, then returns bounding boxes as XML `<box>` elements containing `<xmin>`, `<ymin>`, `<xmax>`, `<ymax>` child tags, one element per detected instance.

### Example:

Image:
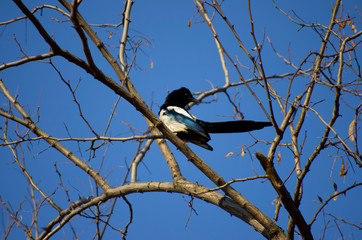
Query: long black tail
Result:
<box><xmin>197</xmin><ymin>120</ymin><xmax>272</xmax><ymax>133</ymax></box>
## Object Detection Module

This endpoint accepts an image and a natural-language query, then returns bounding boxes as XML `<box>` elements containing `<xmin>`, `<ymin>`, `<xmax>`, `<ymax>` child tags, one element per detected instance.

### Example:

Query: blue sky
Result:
<box><xmin>1</xmin><ymin>0</ymin><xmax>361</xmax><ymax>239</ymax></box>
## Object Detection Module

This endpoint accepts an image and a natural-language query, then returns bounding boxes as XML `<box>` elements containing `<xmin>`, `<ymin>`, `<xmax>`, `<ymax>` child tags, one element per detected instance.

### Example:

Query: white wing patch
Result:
<box><xmin>159</xmin><ymin>106</ymin><xmax>194</xmax><ymax>133</ymax></box>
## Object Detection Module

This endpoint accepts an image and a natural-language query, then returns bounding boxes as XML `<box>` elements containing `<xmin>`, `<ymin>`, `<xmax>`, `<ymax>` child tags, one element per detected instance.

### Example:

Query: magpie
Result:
<box><xmin>159</xmin><ymin>87</ymin><xmax>272</xmax><ymax>151</ymax></box>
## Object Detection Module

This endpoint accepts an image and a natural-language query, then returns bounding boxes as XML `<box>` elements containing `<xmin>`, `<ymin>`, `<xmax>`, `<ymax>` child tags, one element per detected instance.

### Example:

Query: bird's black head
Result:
<box><xmin>162</xmin><ymin>87</ymin><xmax>199</xmax><ymax>108</ymax></box>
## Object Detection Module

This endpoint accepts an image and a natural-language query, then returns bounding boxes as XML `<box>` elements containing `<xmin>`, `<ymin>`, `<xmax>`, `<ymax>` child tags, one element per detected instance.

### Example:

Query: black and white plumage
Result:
<box><xmin>159</xmin><ymin>87</ymin><xmax>272</xmax><ymax>151</ymax></box>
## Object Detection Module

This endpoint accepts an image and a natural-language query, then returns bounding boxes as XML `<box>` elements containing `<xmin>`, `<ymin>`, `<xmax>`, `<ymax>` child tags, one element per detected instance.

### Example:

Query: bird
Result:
<box><xmin>159</xmin><ymin>87</ymin><xmax>272</xmax><ymax>151</ymax></box>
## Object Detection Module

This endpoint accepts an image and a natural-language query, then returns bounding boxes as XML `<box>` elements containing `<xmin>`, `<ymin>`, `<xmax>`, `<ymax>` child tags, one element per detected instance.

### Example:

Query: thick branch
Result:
<box><xmin>255</xmin><ymin>151</ymin><xmax>313</xmax><ymax>240</ymax></box>
<box><xmin>39</xmin><ymin>181</ymin><xmax>269</xmax><ymax>240</ymax></box>
<box><xmin>119</xmin><ymin>0</ymin><xmax>133</xmax><ymax>72</ymax></box>
<box><xmin>0</xmin><ymin>52</ymin><xmax>55</xmax><ymax>71</ymax></box>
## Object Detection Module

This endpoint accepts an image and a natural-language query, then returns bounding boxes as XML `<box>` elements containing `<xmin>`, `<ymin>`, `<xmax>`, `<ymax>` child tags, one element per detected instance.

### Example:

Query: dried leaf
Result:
<box><xmin>241</xmin><ymin>148</ymin><xmax>245</xmax><ymax>157</ymax></box>
<box><xmin>225</xmin><ymin>152</ymin><xmax>234</xmax><ymax>157</ymax></box>
<box><xmin>333</xmin><ymin>182</ymin><xmax>338</xmax><ymax>201</ymax></box>
<box><xmin>150</xmin><ymin>58</ymin><xmax>154</xmax><ymax>69</ymax></box>
<box><xmin>333</xmin><ymin>192</ymin><xmax>338</xmax><ymax>201</ymax></box>
<box><xmin>277</xmin><ymin>150</ymin><xmax>281</xmax><ymax>164</ymax></box>
<box><xmin>18</xmin><ymin>215</ymin><xmax>22</xmax><ymax>226</ymax></box>
<box><xmin>317</xmin><ymin>195</ymin><xmax>323</xmax><ymax>203</ymax></box>
<box><xmin>333</xmin><ymin>181</ymin><xmax>338</xmax><ymax>192</ymax></box>
<box><xmin>108</xmin><ymin>31</ymin><xmax>113</xmax><ymax>39</ymax></box>
<box><xmin>348</xmin><ymin>119</ymin><xmax>355</xmax><ymax>142</ymax></box>
<box><xmin>187</xmin><ymin>19</ymin><xmax>192</xmax><ymax>27</ymax></box>
<box><xmin>351</xmin><ymin>24</ymin><xmax>357</xmax><ymax>33</ymax></box>
<box><xmin>347</xmin><ymin>19</ymin><xmax>352</xmax><ymax>26</ymax></box>
<box><xmin>339</xmin><ymin>161</ymin><xmax>348</xmax><ymax>177</ymax></box>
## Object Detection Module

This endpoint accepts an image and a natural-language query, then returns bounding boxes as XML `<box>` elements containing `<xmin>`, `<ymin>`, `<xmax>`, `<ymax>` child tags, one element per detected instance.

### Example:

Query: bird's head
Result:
<box><xmin>164</xmin><ymin>87</ymin><xmax>199</xmax><ymax>108</ymax></box>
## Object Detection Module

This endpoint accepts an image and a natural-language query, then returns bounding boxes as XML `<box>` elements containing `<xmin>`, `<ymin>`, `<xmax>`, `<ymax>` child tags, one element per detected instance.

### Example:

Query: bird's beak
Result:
<box><xmin>190</xmin><ymin>97</ymin><xmax>200</xmax><ymax>104</ymax></box>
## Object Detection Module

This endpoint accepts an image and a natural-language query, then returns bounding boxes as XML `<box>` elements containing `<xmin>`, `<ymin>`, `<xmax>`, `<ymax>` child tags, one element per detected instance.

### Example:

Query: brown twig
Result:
<box><xmin>0</xmin><ymin>78</ymin><xmax>110</xmax><ymax>190</ymax></box>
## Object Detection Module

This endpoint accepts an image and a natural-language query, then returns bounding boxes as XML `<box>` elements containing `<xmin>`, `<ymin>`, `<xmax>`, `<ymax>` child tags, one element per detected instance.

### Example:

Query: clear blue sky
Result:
<box><xmin>0</xmin><ymin>0</ymin><xmax>361</xmax><ymax>239</ymax></box>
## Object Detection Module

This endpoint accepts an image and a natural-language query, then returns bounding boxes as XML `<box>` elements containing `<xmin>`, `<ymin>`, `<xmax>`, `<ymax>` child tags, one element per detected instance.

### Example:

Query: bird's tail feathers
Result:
<box><xmin>197</xmin><ymin>120</ymin><xmax>272</xmax><ymax>134</ymax></box>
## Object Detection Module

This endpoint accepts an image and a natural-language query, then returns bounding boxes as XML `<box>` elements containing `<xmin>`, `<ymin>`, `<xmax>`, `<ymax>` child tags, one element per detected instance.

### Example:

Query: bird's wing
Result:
<box><xmin>159</xmin><ymin>106</ymin><xmax>210</xmax><ymax>140</ymax></box>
